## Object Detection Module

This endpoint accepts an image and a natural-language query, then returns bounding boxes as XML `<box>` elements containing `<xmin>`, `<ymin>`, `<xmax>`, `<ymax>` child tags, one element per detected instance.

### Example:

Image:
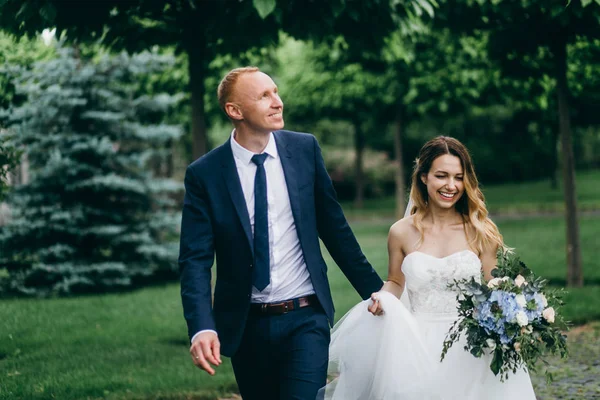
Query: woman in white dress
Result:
<box><xmin>320</xmin><ymin>136</ymin><xmax>536</xmax><ymax>400</ymax></box>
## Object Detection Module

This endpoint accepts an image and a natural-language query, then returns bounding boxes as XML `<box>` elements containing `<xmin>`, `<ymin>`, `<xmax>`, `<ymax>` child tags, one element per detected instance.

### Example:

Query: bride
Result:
<box><xmin>320</xmin><ymin>136</ymin><xmax>536</xmax><ymax>399</ymax></box>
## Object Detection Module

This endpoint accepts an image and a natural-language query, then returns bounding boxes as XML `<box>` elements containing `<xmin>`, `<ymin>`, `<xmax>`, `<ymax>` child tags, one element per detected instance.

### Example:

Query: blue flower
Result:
<box><xmin>490</xmin><ymin>290</ymin><xmax>521</xmax><ymax>323</ymax></box>
<box><xmin>476</xmin><ymin>301</ymin><xmax>499</xmax><ymax>334</ymax></box>
<box><xmin>524</xmin><ymin>293</ymin><xmax>545</xmax><ymax>321</ymax></box>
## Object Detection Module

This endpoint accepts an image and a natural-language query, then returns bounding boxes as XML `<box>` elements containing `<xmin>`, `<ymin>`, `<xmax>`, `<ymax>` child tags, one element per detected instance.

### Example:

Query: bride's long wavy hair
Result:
<box><xmin>407</xmin><ymin>136</ymin><xmax>504</xmax><ymax>255</ymax></box>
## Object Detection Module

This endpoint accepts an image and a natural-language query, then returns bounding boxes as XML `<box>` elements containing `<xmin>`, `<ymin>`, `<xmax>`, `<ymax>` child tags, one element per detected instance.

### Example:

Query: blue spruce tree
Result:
<box><xmin>0</xmin><ymin>47</ymin><xmax>183</xmax><ymax>296</ymax></box>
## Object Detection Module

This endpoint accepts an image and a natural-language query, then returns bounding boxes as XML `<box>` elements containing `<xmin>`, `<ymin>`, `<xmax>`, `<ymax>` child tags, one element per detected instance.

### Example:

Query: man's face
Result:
<box><xmin>229</xmin><ymin>71</ymin><xmax>284</xmax><ymax>134</ymax></box>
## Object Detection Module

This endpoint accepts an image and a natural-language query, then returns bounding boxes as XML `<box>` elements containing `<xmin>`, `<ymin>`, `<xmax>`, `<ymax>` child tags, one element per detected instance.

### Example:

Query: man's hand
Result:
<box><xmin>367</xmin><ymin>292</ymin><xmax>384</xmax><ymax>316</ymax></box>
<box><xmin>190</xmin><ymin>331</ymin><xmax>222</xmax><ymax>375</ymax></box>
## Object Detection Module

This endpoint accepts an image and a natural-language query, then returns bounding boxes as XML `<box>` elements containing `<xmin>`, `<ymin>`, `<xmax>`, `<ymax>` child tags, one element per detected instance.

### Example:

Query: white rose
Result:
<box><xmin>516</xmin><ymin>311</ymin><xmax>529</xmax><ymax>327</ymax></box>
<box><xmin>514</xmin><ymin>342</ymin><xmax>521</xmax><ymax>352</ymax></box>
<box><xmin>501</xmin><ymin>276</ymin><xmax>510</xmax><ymax>282</ymax></box>
<box><xmin>515</xmin><ymin>294</ymin><xmax>527</xmax><ymax>308</ymax></box>
<box><xmin>540</xmin><ymin>293</ymin><xmax>548</xmax><ymax>307</ymax></box>
<box><xmin>487</xmin><ymin>278</ymin><xmax>502</xmax><ymax>288</ymax></box>
<box><xmin>514</xmin><ymin>275</ymin><xmax>526</xmax><ymax>287</ymax></box>
<box><xmin>543</xmin><ymin>307</ymin><xmax>555</xmax><ymax>323</ymax></box>
<box><xmin>486</xmin><ymin>339</ymin><xmax>497</xmax><ymax>351</ymax></box>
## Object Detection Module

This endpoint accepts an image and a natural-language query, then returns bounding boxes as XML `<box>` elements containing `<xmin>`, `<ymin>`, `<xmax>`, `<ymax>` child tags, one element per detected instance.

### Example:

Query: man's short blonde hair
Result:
<box><xmin>217</xmin><ymin>66</ymin><xmax>260</xmax><ymax>113</ymax></box>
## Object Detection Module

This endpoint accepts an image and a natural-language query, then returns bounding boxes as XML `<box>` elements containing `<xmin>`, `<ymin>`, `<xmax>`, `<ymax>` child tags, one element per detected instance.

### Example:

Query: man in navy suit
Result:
<box><xmin>179</xmin><ymin>67</ymin><xmax>383</xmax><ymax>400</ymax></box>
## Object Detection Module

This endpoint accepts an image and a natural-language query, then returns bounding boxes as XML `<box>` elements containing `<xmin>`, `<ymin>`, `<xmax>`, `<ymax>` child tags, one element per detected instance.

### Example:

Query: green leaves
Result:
<box><xmin>581</xmin><ymin>0</ymin><xmax>600</xmax><ymax>6</ymax></box>
<box><xmin>491</xmin><ymin>348</ymin><xmax>503</xmax><ymax>375</ymax></box>
<box><xmin>253</xmin><ymin>0</ymin><xmax>276</xmax><ymax>19</ymax></box>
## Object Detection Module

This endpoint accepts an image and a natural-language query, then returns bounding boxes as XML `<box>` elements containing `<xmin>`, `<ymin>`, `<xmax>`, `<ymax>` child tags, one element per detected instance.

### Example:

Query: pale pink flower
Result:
<box><xmin>514</xmin><ymin>275</ymin><xmax>526</xmax><ymax>287</ymax></box>
<box><xmin>543</xmin><ymin>307</ymin><xmax>555</xmax><ymax>323</ymax></box>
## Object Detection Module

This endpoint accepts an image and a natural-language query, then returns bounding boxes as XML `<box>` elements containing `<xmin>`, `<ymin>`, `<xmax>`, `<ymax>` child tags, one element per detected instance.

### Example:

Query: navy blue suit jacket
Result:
<box><xmin>178</xmin><ymin>130</ymin><xmax>383</xmax><ymax>357</ymax></box>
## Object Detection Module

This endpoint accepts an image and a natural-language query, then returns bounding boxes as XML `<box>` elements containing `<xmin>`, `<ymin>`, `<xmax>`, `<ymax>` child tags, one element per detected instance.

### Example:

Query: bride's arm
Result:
<box><xmin>368</xmin><ymin>222</ymin><xmax>406</xmax><ymax>315</ymax></box>
<box><xmin>480</xmin><ymin>242</ymin><xmax>498</xmax><ymax>282</ymax></box>
<box><xmin>383</xmin><ymin>223</ymin><xmax>406</xmax><ymax>298</ymax></box>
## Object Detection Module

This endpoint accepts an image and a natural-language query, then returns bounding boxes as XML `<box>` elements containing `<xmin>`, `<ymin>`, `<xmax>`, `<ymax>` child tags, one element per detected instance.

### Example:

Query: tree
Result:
<box><xmin>380</xmin><ymin>22</ymin><xmax>506</xmax><ymax>217</ymax></box>
<box><xmin>0</xmin><ymin>131</ymin><xmax>19</xmax><ymax>201</ymax></box>
<box><xmin>438</xmin><ymin>0</ymin><xmax>600</xmax><ymax>287</ymax></box>
<box><xmin>0</xmin><ymin>47</ymin><xmax>183</xmax><ymax>296</ymax></box>
<box><xmin>0</xmin><ymin>31</ymin><xmax>56</xmax><ymax>110</ymax></box>
<box><xmin>0</xmin><ymin>0</ymin><xmax>417</xmax><ymax>161</ymax></box>
<box><xmin>277</xmin><ymin>36</ymin><xmax>394</xmax><ymax>208</ymax></box>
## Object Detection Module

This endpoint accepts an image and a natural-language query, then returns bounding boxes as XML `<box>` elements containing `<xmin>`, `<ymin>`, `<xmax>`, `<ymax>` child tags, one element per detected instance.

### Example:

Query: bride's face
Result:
<box><xmin>421</xmin><ymin>154</ymin><xmax>465</xmax><ymax>210</ymax></box>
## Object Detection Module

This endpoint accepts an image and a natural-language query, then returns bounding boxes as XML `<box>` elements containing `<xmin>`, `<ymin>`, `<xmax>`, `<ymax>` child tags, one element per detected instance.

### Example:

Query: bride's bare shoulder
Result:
<box><xmin>389</xmin><ymin>215</ymin><xmax>418</xmax><ymax>240</ymax></box>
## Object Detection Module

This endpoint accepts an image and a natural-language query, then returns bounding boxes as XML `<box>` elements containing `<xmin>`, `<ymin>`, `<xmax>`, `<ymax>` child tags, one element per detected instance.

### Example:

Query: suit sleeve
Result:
<box><xmin>178</xmin><ymin>165</ymin><xmax>216</xmax><ymax>339</ymax></box>
<box><xmin>312</xmin><ymin>137</ymin><xmax>383</xmax><ymax>299</ymax></box>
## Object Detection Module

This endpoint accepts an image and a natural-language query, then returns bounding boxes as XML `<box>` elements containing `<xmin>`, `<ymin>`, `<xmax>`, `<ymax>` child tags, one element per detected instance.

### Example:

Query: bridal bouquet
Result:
<box><xmin>441</xmin><ymin>250</ymin><xmax>568</xmax><ymax>381</ymax></box>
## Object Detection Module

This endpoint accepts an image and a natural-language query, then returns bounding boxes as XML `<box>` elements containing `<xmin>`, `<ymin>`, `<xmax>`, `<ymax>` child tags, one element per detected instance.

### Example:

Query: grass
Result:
<box><xmin>1</xmin><ymin>215</ymin><xmax>599</xmax><ymax>400</ymax></box>
<box><xmin>341</xmin><ymin>169</ymin><xmax>600</xmax><ymax>219</ymax></box>
<box><xmin>2</xmin><ymin>171</ymin><xmax>599</xmax><ymax>399</ymax></box>
<box><xmin>0</xmin><ymin>288</ymin><xmax>238</xmax><ymax>400</ymax></box>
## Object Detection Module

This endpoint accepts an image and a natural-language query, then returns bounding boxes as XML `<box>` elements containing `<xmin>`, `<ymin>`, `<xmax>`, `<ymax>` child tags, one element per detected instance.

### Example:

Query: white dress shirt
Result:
<box><xmin>192</xmin><ymin>131</ymin><xmax>314</xmax><ymax>343</ymax></box>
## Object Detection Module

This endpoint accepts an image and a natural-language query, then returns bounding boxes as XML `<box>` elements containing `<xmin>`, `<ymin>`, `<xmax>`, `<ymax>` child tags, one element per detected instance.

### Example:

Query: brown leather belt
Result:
<box><xmin>250</xmin><ymin>295</ymin><xmax>319</xmax><ymax>315</ymax></box>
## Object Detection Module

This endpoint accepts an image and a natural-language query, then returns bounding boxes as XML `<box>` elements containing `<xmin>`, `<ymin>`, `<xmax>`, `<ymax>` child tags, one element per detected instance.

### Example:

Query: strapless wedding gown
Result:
<box><xmin>320</xmin><ymin>250</ymin><xmax>536</xmax><ymax>400</ymax></box>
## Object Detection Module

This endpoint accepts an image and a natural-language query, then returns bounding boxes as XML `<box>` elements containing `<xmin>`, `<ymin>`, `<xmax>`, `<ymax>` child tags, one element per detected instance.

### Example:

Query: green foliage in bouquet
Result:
<box><xmin>441</xmin><ymin>249</ymin><xmax>568</xmax><ymax>382</ymax></box>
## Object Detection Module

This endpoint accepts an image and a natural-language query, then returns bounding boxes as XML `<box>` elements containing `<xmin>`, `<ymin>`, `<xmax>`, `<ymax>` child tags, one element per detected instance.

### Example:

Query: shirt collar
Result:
<box><xmin>230</xmin><ymin>129</ymin><xmax>278</xmax><ymax>165</ymax></box>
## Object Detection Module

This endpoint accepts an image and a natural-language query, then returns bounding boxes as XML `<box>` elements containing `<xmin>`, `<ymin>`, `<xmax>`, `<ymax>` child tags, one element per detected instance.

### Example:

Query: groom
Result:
<box><xmin>178</xmin><ymin>67</ymin><xmax>383</xmax><ymax>400</ymax></box>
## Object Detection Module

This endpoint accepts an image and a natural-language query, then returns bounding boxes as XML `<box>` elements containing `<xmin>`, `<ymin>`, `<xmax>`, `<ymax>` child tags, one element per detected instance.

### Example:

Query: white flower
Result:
<box><xmin>487</xmin><ymin>278</ymin><xmax>502</xmax><ymax>288</ymax></box>
<box><xmin>514</xmin><ymin>342</ymin><xmax>521</xmax><ymax>352</ymax></box>
<box><xmin>521</xmin><ymin>325</ymin><xmax>533</xmax><ymax>335</ymax></box>
<box><xmin>486</xmin><ymin>339</ymin><xmax>497</xmax><ymax>351</ymax></box>
<box><xmin>543</xmin><ymin>307</ymin><xmax>555</xmax><ymax>323</ymax></box>
<box><xmin>516</xmin><ymin>311</ymin><xmax>529</xmax><ymax>327</ymax></box>
<box><xmin>514</xmin><ymin>275</ymin><xmax>526</xmax><ymax>287</ymax></box>
<box><xmin>515</xmin><ymin>294</ymin><xmax>527</xmax><ymax>308</ymax></box>
<box><xmin>540</xmin><ymin>293</ymin><xmax>548</xmax><ymax>307</ymax></box>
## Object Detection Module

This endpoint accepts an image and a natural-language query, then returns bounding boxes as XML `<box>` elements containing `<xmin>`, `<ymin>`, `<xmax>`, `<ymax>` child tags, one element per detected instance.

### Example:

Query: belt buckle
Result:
<box><xmin>261</xmin><ymin>303</ymin><xmax>268</xmax><ymax>313</ymax></box>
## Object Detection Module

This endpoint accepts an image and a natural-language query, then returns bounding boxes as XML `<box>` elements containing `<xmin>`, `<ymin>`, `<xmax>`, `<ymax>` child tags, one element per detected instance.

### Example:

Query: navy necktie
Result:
<box><xmin>251</xmin><ymin>153</ymin><xmax>270</xmax><ymax>291</ymax></box>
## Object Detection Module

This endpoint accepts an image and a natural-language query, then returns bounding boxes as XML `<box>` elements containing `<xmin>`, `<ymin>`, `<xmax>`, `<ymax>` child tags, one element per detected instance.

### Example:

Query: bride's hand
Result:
<box><xmin>368</xmin><ymin>292</ymin><xmax>384</xmax><ymax>316</ymax></box>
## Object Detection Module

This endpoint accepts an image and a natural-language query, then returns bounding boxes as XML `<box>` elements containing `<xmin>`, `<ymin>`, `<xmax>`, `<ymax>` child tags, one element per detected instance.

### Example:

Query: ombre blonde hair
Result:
<box><xmin>407</xmin><ymin>136</ymin><xmax>504</xmax><ymax>255</ymax></box>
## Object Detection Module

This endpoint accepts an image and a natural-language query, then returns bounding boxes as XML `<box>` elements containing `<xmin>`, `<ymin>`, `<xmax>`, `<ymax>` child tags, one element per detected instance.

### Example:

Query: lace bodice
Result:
<box><xmin>402</xmin><ymin>250</ymin><xmax>481</xmax><ymax>314</ymax></box>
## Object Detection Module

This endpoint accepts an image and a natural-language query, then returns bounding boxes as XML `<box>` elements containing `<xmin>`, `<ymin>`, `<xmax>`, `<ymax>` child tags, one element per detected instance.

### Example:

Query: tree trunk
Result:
<box><xmin>353</xmin><ymin>121</ymin><xmax>365</xmax><ymax>209</ymax></box>
<box><xmin>554</xmin><ymin>39</ymin><xmax>583</xmax><ymax>287</ymax></box>
<box><xmin>550</xmin><ymin>124</ymin><xmax>559</xmax><ymax>190</ymax></box>
<box><xmin>185</xmin><ymin>33</ymin><xmax>208</xmax><ymax>161</ymax></box>
<box><xmin>393</xmin><ymin>102</ymin><xmax>406</xmax><ymax>219</ymax></box>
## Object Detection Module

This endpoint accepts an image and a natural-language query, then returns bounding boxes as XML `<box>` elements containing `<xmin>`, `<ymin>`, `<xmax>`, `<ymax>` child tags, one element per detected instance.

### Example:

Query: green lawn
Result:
<box><xmin>342</xmin><ymin>169</ymin><xmax>600</xmax><ymax>219</ymax></box>
<box><xmin>0</xmin><ymin>286</ymin><xmax>238</xmax><ymax>400</ymax></box>
<box><xmin>1</xmin><ymin>215</ymin><xmax>599</xmax><ymax>400</ymax></box>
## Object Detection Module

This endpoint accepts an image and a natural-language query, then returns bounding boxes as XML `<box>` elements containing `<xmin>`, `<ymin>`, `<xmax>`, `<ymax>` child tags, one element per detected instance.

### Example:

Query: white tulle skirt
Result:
<box><xmin>319</xmin><ymin>291</ymin><xmax>536</xmax><ymax>400</ymax></box>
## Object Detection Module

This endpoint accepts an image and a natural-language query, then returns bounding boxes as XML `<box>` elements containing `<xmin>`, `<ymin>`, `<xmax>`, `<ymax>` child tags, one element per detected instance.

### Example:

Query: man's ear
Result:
<box><xmin>225</xmin><ymin>102</ymin><xmax>243</xmax><ymax>121</ymax></box>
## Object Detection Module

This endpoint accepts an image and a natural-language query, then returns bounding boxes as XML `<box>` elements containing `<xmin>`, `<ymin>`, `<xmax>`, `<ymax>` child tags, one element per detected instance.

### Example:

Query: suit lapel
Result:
<box><xmin>220</xmin><ymin>139</ymin><xmax>254</xmax><ymax>256</ymax></box>
<box><xmin>274</xmin><ymin>132</ymin><xmax>303</xmax><ymax>234</ymax></box>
